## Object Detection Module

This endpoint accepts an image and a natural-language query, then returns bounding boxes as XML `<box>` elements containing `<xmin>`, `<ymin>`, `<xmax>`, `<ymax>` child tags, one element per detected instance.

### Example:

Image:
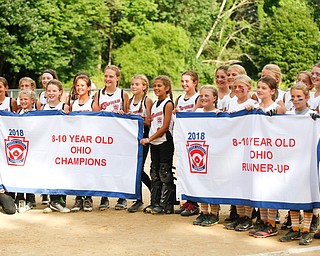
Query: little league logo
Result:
<box><xmin>5</xmin><ymin>136</ymin><xmax>29</xmax><ymax>166</ymax></box>
<box><xmin>186</xmin><ymin>140</ymin><xmax>209</xmax><ymax>174</ymax></box>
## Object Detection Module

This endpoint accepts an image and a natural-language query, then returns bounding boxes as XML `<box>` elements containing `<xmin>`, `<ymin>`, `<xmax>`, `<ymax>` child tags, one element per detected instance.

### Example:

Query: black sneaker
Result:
<box><xmin>180</xmin><ymin>203</ymin><xmax>199</xmax><ymax>216</ymax></box>
<box><xmin>71</xmin><ymin>199</ymin><xmax>83</xmax><ymax>212</ymax></box>
<box><xmin>193</xmin><ymin>212</ymin><xmax>208</xmax><ymax>225</ymax></box>
<box><xmin>151</xmin><ymin>205</ymin><xmax>164</xmax><ymax>214</ymax></box>
<box><xmin>115</xmin><ymin>198</ymin><xmax>127</xmax><ymax>210</ymax></box>
<box><xmin>249</xmin><ymin>221</ymin><xmax>266</xmax><ymax>236</ymax></box>
<box><xmin>314</xmin><ymin>231</ymin><xmax>320</xmax><ymax>239</ymax></box>
<box><xmin>201</xmin><ymin>214</ymin><xmax>219</xmax><ymax>226</ymax></box>
<box><xmin>310</xmin><ymin>214</ymin><xmax>319</xmax><ymax>233</ymax></box>
<box><xmin>175</xmin><ymin>202</ymin><xmax>189</xmax><ymax>214</ymax></box>
<box><xmin>281</xmin><ymin>212</ymin><xmax>292</xmax><ymax>230</ymax></box>
<box><xmin>224</xmin><ymin>218</ymin><xmax>241</xmax><ymax>230</ymax></box>
<box><xmin>83</xmin><ymin>198</ymin><xmax>93</xmax><ymax>212</ymax></box>
<box><xmin>235</xmin><ymin>216</ymin><xmax>253</xmax><ymax>231</ymax></box>
<box><xmin>279</xmin><ymin>229</ymin><xmax>301</xmax><ymax>242</ymax></box>
<box><xmin>99</xmin><ymin>197</ymin><xmax>109</xmax><ymax>211</ymax></box>
<box><xmin>253</xmin><ymin>222</ymin><xmax>278</xmax><ymax>238</ymax></box>
<box><xmin>299</xmin><ymin>232</ymin><xmax>312</xmax><ymax>245</ymax></box>
<box><xmin>128</xmin><ymin>201</ymin><xmax>144</xmax><ymax>213</ymax></box>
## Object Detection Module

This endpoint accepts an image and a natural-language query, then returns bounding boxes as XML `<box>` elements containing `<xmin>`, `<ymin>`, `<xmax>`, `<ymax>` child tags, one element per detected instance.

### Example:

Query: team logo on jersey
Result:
<box><xmin>186</xmin><ymin>140</ymin><xmax>208</xmax><ymax>174</ymax></box>
<box><xmin>5</xmin><ymin>136</ymin><xmax>29</xmax><ymax>166</ymax></box>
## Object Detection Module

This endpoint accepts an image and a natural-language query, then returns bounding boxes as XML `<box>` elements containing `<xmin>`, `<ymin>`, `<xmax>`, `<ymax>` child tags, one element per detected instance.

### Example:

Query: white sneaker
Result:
<box><xmin>18</xmin><ymin>200</ymin><xmax>26</xmax><ymax>213</ymax></box>
<box><xmin>43</xmin><ymin>206</ymin><xmax>53</xmax><ymax>213</ymax></box>
<box><xmin>49</xmin><ymin>201</ymin><xmax>70</xmax><ymax>213</ymax></box>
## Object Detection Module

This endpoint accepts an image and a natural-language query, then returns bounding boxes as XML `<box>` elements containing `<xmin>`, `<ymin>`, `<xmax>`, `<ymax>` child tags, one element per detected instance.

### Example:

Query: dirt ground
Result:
<box><xmin>1</xmin><ymin>192</ymin><xmax>320</xmax><ymax>256</ymax></box>
<box><xmin>1</xmin><ymin>154</ymin><xmax>320</xmax><ymax>256</ymax></box>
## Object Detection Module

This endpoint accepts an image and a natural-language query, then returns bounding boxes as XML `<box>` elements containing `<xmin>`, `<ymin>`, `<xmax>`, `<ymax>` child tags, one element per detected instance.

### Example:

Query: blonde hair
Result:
<box><xmin>228</xmin><ymin>64</ymin><xmax>247</xmax><ymax>75</ymax></box>
<box><xmin>262</xmin><ymin>64</ymin><xmax>282</xmax><ymax>85</ymax></box>
<box><xmin>19</xmin><ymin>77</ymin><xmax>36</xmax><ymax>89</ymax></box>
<box><xmin>200</xmin><ymin>85</ymin><xmax>218</xmax><ymax>108</ymax></box>
<box><xmin>19</xmin><ymin>89</ymin><xmax>37</xmax><ymax>102</ymax></box>
<box><xmin>290</xmin><ymin>81</ymin><xmax>309</xmax><ymax>97</ymax></box>
<box><xmin>129</xmin><ymin>74</ymin><xmax>150</xmax><ymax>113</ymax></box>
<box><xmin>234</xmin><ymin>75</ymin><xmax>252</xmax><ymax>88</ymax></box>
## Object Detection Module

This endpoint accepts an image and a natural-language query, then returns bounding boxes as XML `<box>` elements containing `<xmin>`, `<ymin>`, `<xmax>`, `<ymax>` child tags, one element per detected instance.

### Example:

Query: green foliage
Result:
<box><xmin>113</xmin><ymin>22</ymin><xmax>189</xmax><ymax>87</ymax></box>
<box><xmin>253</xmin><ymin>0</ymin><xmax>320</xmax><ymax>87</ymax></box>
<box><xmin>0</xmin><ymin>0</ymin><xmax>110</xmax><ymax>87</ymax></box>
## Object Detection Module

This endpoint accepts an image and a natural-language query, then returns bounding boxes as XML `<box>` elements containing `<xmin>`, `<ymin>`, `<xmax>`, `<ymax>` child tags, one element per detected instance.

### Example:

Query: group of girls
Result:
<box><xmin>1</xmin><ymin>63</ymin><xmax>320</xmax><ymax>245</ymax></box>
<box><xmin>182</xmin><ymin>62</ymin><xmax>320</xmax><ymax>246</ymax></box>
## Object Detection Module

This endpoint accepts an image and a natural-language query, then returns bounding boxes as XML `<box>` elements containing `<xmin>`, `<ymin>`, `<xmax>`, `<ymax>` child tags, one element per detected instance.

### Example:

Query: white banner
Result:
<box><xmin>174</xmin><ymin>110</ymin><xmax>320</xmax><ymax>210</ymax></box>
<box><xmin>0</xmin><ymin>110</ymin><xmax>144</xmax><ymax>199</ymax></box>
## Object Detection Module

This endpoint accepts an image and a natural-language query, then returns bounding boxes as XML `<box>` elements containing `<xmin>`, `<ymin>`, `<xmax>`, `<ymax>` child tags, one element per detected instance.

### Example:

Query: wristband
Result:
<box><xmin>146</xmin><ymin>138</ymin><xmax>150</xmax><ymax>143</ymax></box>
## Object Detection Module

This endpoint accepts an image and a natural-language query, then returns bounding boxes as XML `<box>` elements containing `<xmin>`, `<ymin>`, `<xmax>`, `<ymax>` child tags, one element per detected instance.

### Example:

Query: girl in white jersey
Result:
<box><xmin>140</xmin><ymin>75</ymin><xmax>175</xmax><ymax>214</ymax></box>
<box><xmin>127</xmin><ymin>74</ymin><xmax>152</xmax><ymax>213</ymax></box>
<box><xmin>92</xmin><ymin>65</ymin><xmax>129</xmax><ymax>210</ymax></box>
<box><xmin>39</xmin><ymin>69</ymin><xmax>58</xmax><ymax>107</ymax></box>
<box><xmin>245</xmin><ymin>76</ymin><xmax>285</xmax><ymax>239</ymax></box>
<box><xmin>222</xmin><ymin>64</ymin><xmax>247</xmax><ymax>111</ymax></box>
<box><xmin>284</xmin><ymin>71</ymin><xmax>313</xmax><ymax>111</ymax></box>
<box><xmin>42</xmin><ymin>79</ymin><xmax>70</xmax><ymax>214</ymax></box>
<box><xmin>69</xmin><ymin>73</ymin><xmax>94</xmax><ymax>212</ymax></box>
<box><xmin>215</xmin><ymin>66</ymin><xmax>230</xmax><ymax>110</ymax></box>
<box><xmin>192</xmin><ymin>85</ymin><xmax>221</xmax><ymax>226</ymax></box>
<box><xmin>0</xmin><ymin>77</ymin><xmax>17</xmax><ymax>112</ymax></box>
<box><xmin>174</xmin><ymin>70</ymin><xmax>201</xmax><ymax>113</ymax></box>
<box><xmin>310</xmin><ymin>63</ymin><xmax>320</xmax><ymax>112</ymax></box>
<box><xmin>279</xmin><ymin>82</ymin><xmax>315</xmax><ymax>245</ymax></box>
<box><xmin>14</xmin><ymin>89</ymin><xmax>38</xmax><ymax>212</ymax></box>
<box><xmin>174</xmin><ymin>70</ymin><xmax>201</xmax><ymax>216</ymax></box>
<box><xmin>17</xmin><ymin>77</ymin><xmax>41</xmax><ymax>111</ymax></box>
<box><xmin>225</xmin><ymin>75</ymin><xmax>256</xmax><ymax>232</ymax></box>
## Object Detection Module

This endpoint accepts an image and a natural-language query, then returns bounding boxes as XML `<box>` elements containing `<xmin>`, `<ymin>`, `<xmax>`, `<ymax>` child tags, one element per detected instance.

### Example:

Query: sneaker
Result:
<box><xmin>224</xmin><ymin>205</ymin><xmax>238</xmax><ymax>222</ymax></box>
<box><xmin>201</xmin><ymin>214</ymin><xmax>219</xmax><ymax>226</ymax></box>
<box><xmin>175</xmin><ymin>202</ymin><xmax>189</xmax><ymax>214</ymax></box>
<box><xmin>224</xmin><ymin>218</ymin><xmax>241</xmax><ymax>230</ymax></box>
<box><xmin>151</xmin><ymin>205</ymin><xmax>164</xmax><ymax>214</ymax></box>
<box><xmin>164</xmin><ymin>204</ymin><xmax>174</xmax><ymax>214</ymax></box>
<box><xmin>180</xmin><ymin>203</ymin><xmax>199</xmax><ymax>216</ymax></box>
<box><xmin>43</xmin><ymin>206</ymin><xmax>53</xmax><ymax>213</ymax></box>
<box><xmin>281</xmin><ymin>212</ymin><xmax>292</xmax><ymax>230</ymax></box>
<box><xmin>310</xmin><ymin>214</ymin><xmax>319</xmax><ymax>233</ymax></box>
<box><xmin>25</xmin><ymin>202</ymin><xmax>33</xmax><ymax>211</ymax></box>
<box><xmin>253</xmin><ymin>222</ymin><xmax>278</xmax><ymax>238</ymax></box>
<box><xmin>49</xmin><ymin>201</ymin><xmax>71</xmax><ymax>213</ymax></box>
<box><xmin>18</xmin><ymin>200</ymin><xmax>27</xmax><ymax>213</ymax></box>
<box><xmin>249</xmin><ymin>221</ymin><xmax>266</xmax><ymax>236</ymax></box>
<box><xmin>99</xmin><ymin>197</ymin><xmax>109</xmax><ymax>211</ymax></box>
<box><xmin>115</xmin><ymin>198</ymin><xmax>127</xmax><ymax>210</ymax></box>
<box><xmin>128</xmin><ymin>201</ymin><xmax>144</xmax><ymax>213</ymax></box>
<box><xmin>314</xmin><ymin>231</ymin><xmax>320</xmax><ymax>239</ymax></box>
<box><xmin>276</xmin><ymin>210</ymin><xmax>281</xmax><ymax>224</ymax></box>
<box><xmin>143</xmin><ymin>204</ymin><xmax>154</xmax><ymax>213</ymax></box>
<box><xmin>83</xmin><ymin>198</ymin><xmax>93</xmax><ymax>212</ymax></box>
<box><xmin>235</xmin><ymin>216</ymin><xmax>253</xmax><ymax>231</ymax></box>
<box><xmin>299</xmin><ymin>232</ymin><xmax>312</xmax><ymax>245</ymax></box>
<box><xmin>71</xmin><ymin>199</ymin><xmax>83</xmax><ymax>212</ymax></box>
<box><xmin>193</xmin><ymin>212</ymin><xmax>209</xmax><ymax>225</ymax></box>
<box><xmin>279</xmin><ymin>229</ymin><xmax>301</xmax><ymax>242</ymax></box>
<box><xmin>42</xmin><ymin>194</ymin><xmax>49</xmax><ymax>205</ymax></box>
